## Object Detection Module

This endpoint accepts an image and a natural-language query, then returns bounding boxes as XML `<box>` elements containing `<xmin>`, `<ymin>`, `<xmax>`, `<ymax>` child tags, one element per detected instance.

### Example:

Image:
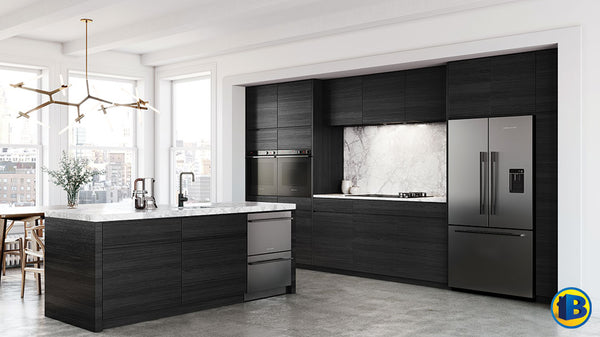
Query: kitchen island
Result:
<box><xmin>44</xmin><ymin>202</ymin><xmax>295</xmax><ymax>332</ymax></box>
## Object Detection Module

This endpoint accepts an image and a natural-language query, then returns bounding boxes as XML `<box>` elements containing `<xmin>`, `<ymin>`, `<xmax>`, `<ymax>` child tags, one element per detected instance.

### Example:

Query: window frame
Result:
<box><xmin>0</xmin><ymin>64</ymin><xmax>44</xmax><ymax>206</ymax></box>
<box><xmin>169</xmin><ymin>74</ymin><xmax>214</xmax><ymax>205</ymax></box>
<box><xmin>67</xmin><ymin>72</ymin><xmax>140</xmax><ymax>204</ymax></box>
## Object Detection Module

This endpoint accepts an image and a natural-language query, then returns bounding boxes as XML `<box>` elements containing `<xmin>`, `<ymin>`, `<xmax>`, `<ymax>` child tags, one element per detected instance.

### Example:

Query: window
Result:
<box><xmin>0</xmin><ymin>65</ymin><xmax>41</xmax><ymax>206</ymax></box>
<box><xmin>171</xmin><ymin>76</ymin><xmax>211</xmax><ymax>203</ymax></box>
<box><xmin>68</xmin><ymin>73</ymin><xmax>137</xmax><ymax>204</ymax></box>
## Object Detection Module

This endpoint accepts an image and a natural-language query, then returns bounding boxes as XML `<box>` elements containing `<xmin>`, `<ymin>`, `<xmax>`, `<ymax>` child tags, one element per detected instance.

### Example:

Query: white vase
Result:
<box><xmin>349</xmin><ymin>186</ymin><xmax>360</xmax><ymax>195</ymax></box>
<box><xmin>341</xmin><ymin>180</ymin><xmax>352</xmax><ymax>194</ymax></box>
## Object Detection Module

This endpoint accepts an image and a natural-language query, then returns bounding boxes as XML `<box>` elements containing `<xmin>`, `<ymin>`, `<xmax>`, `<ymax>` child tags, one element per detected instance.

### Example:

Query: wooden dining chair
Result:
<box><xmin>2</xmin><ymin>220</ymin><xmax>23</xmax><ymax>276</ymax></box>
<box><xmin>21</xmin><ymin>217</ymin><xmax>45</xmax><ymax>298</ymax></box>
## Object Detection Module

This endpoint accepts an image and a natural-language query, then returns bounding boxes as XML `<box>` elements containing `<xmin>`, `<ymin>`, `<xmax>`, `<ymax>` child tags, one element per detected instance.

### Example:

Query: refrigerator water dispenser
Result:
<box><xmin>509</xmin><ymin>169</ymin><xmax>525</xmax><ymax>193</ymax></box>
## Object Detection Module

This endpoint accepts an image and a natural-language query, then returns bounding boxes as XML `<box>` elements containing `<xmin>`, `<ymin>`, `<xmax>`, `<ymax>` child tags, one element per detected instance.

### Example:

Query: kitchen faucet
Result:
<box><xmin>178</xmin><ymin>172</ymin><xmax>195</xmax><ymax>208</ymax></box>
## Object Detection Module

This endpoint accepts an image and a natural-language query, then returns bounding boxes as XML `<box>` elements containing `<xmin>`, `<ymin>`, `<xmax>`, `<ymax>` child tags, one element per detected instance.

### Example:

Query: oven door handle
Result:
<box><xmin>248</xmin><ymin>156</ymin><xmax>276</xmax><ymax>159</ymax></box>
<box><xmin>276</xmin><ymin>155</ymin><xmax>311</xmax><ymax>158</ymax></box>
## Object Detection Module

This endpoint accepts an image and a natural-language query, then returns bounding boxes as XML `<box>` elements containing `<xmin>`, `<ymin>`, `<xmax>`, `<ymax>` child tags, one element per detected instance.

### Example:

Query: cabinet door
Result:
<box><xmin>362</xmin><ymin>71</ymin><xmax>405</xmax><ymax>124</ymax></box>
<box><xmin>292</xmin><ymin>210</ymin><xmax>313</xmax><ymax>265</ymax></box>
<box><xmin>326</xmin><ymin>77</ymin><xmax>363</xmax><ymax>126</ymax></box>
<box><xmin>490</xmin><ymin>52</ymin><xmax>535</xmax><ymax>116</ymax></box>
<box><xmin>405</xmin><ymin>66</ymin><xmax>446</xmax><ymax>122</ymax></box>
<box><xmin>182</xmin><ymin>236</ymin><xmax>246</xmax><ymax>306</ymax></box>
<box><xmin>277</xmin><ymin>80</ymin><xmax>313</xmax><ymax>127</ymax></box>
<box><xmin>246</xmin><ymin>84</ymin><xmax>278</xmax><ymax>129</ymax></box>
<box><xmin>246</xmin><ymin>128</ymin><xmax>277</xmax><ymax>151</ymax></box>
<box><xmin>535</xmin><ymin>49</ymin><xmax>558</xmax><ymax>114</ymax></box>
<box><xmin>447</xmin><ymin>58</ymin><xmax>491</xmax><ymax>118</ymax></box>
<box><xmin>353</xmin><ymin>214</ymin><xmax>398</xmax><ymax>276</ymax></box>
<box><xmin>397</xmin><ymin>216</ymin><xmax>447</xmax><ymax>283</ymax></box>
<box><xmin>312</xmin><ymin>212</ymin><xmax>354</xmax><ymax>270</ymax></box>
<box><xmin>102</xmin><ymin>243</ymin><xmax>181</xmax><ymax>323</ymax></box>
<box><xmin>277</xmin><ymin>126</ymin><xmax>312</xmax><ymax>150</ymax></box>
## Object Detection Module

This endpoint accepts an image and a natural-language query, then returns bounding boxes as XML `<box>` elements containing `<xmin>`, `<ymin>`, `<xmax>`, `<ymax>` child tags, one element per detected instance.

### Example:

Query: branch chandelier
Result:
<box><xmin>10</xmin><ymin>18</ymin><xmax>158</xmax><ymax>128</ymax></box>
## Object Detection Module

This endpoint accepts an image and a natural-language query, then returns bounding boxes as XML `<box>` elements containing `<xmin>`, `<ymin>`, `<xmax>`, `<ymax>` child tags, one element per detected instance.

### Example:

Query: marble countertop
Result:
<box><xmin>313</xmin><ymin>194</ymin><xmax>447</xmax><ymax>203</ymax></box>
<box><xmin>44</xmin><ymin>202</ymin><xmax>296</xmax><ymax>222</ymax></box>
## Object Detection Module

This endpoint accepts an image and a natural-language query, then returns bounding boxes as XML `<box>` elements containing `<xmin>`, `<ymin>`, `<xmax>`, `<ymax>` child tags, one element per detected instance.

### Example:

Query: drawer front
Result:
<box><xmin>182</xmin><ymin>214</ymin><xmax>246</xmax><ymax>241</ymax></box>
<box><xmin>248</xmin><ymin>218</ymin><xmax>291</xmax><ymax>255</ymax></box>
<box><xmin>247</xmin><ymin>252</ymin><xmax>292</xmax><ymax>293</ymax></box>
<box><xmin>448</xmin><ymin>226</ymin><xmax>533</xmax><ymax>298</ymax></box>
<box><xmin>278</xmin><ymin>196</ymin><xmax>312</xmax><ymax>211</ymax></box>
<box><xmin>103</xmin><ymin>218</ymin><xmax>181</xmax><ymax>248</ymax></box>
<box><xmin>313</xmin><ymin>198</ymin><xmax>353</xmax><ymax>213</ymax></box>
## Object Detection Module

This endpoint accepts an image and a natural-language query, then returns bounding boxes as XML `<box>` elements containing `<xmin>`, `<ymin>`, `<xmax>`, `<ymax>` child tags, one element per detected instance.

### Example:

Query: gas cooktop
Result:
<box><xmin>355</xmin><ymin>192</ymin><xmax>428</xmax><ymax>199</ymax></box>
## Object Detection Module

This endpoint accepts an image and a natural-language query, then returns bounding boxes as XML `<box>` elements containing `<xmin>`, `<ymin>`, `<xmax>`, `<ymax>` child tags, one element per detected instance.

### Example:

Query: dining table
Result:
<box><xmin>0</xmin><ymin>207</ymin><xmax>46</xmax><ymax>282</ymax></box>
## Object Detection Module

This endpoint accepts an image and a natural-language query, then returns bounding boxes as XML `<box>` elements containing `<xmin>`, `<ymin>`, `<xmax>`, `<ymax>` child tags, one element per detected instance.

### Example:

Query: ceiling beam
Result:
<box><xmin>140</xmin><ymin>0</ymin><xmax>521</xmax><ymax>66</ymax></box>
<box><xmin>0</xmin><ymin>0</ymin><xmax>123</xmax><ymax>42</ymax></box>
<box><xmin>62</xmin><ymin>0</ymin><xmax>312</xmax><ymax>56</ymax></box>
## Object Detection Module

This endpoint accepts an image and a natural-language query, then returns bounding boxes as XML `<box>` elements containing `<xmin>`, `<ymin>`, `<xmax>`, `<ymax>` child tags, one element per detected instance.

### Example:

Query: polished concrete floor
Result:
<box><xmin>1</xmin><ymin>267</ymin><xmax>599</xmax><ymax>337</ymax></box>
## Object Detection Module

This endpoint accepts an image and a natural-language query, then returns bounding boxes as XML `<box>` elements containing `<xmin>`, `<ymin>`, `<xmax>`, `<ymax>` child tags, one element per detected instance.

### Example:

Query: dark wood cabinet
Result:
<box><xmin>326</xmin><ymin>76</ymin><xmax>363</xmax><ymax>126</ymax></box>
<box><xmin>534</xmin><ymin>49</ymin><xmax>558</xmax><ymax>301</ymax></box>
<box><xmin>312</xmin><ymin>212</ymin><xmax>354</xmax><ymax>270</ymax></box>
<box><xmin>447</xmin><ymin>51</ymin><xmax>536</xmax><ymax>119</ymax></box>
<box><xmin>395</xmin><ymin>216</ymin><xmax>447</xmax><ymax>283</ymax></box>
<box><xmin>103</xmin><ymin>218</ymin><xmax>180</xmax><ymax>248</ymax></box>
<box><xmin>246</xmin><ymin>84</ymin><xmax>278</xmax><ymax>129</ymax></box>
<box><xmin>279</xmin><ymin>197</ymin><xmax>313</xmax><ymax>265</ymax></box>
<box><xmin>311</xmin><ymin>198</ymin><xmax>447</xmax><ymax>285</ymax></box>
<box><xmin>535</xmin><ymin>49</ymin><xmax>558</xmax><ymax>114</ymax></box>
<box><xmin>352</xmin><ymin>213</ymin><xmax>398</xmax><ymax>276</ymax></box>
<box><xmin>405</xmin><ymin>66</ymin><xmax>446</xmax><ymax>122</ymax></box>
<box><xmin>246</xmin><ymin>128</ymin><xmax>277</xmax><ymax>151</ymax></box>
<box><xmin>490</xmin><ymin>52</ymin><xmax>535</xmax><ymax>116</ymax></box>
<box><xmin>277</xmin><ymin>126</ymin><xmax>312</xmax><ymax>150</ymax></box>
<box><xmin>362</xmin><ymin>71</ymin><xmax>405</xmax><ymax>124</ymax></box>
<box><xmin>182</xmin><ymin>236</ymin><xmax>246</xmax><ymax>307</ymax></box>
<box><xmin>447</xmin><ymin>57</ymin><xmax>491</xmax><ymax>118</ymax></box>
<box><xmin>277</xmin><ymin>80</ymin><xmax>313</xmax><ymax>128</ymax></box>
<box><xmin>102</xmin><ymin>243</ymin><xmax>182</xmax><ymax>326</ymax></box>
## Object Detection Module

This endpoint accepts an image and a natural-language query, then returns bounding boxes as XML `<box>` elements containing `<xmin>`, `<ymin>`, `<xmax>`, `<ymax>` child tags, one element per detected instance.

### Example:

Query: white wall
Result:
<box><xmin>0</xmin><ymin>37</ymin><xmax>154</xmax><ymax>206</ymax></box>
<box><xmin>157</xmin><ymin>0</ymin><xmax>600</xmax><ymax>314</ymax></box>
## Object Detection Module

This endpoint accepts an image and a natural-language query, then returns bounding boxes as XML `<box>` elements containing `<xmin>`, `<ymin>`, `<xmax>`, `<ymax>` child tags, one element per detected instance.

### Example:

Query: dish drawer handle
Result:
<box><xmin>248</xmin><ymin>258</ymin><xmax>292</xmax><ymax>265</ymax></box>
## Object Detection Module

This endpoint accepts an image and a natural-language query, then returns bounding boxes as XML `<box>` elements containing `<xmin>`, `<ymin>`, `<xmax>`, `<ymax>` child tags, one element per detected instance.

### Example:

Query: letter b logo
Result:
<box><xmin>557</xmin><ymin>294</ymin><xmax>587</xmax><ymax>320</ymax></box>
<box><xmin>551</xmin><ymin>287</ymin><xmax>592</xmax><ymax>329</ymax></box>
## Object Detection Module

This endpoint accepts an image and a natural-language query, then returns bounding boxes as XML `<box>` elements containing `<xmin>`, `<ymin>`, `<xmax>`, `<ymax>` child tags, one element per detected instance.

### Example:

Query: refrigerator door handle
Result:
<box><xmin>479</xmin><ymin>152</ymin><xmax>488</xmax><ymax>214</ymax></box>
<box><xmin>490</xmin><ymin>151</ymin><xmax>498</xmax><ymax>215</ymax></box>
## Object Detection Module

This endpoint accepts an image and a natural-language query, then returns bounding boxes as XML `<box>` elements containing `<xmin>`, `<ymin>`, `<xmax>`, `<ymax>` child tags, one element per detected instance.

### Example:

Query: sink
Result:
<box><xmin>173</xmin><ymin>204</ymin><xmax>213</xmax><ymax>210</ymax></box>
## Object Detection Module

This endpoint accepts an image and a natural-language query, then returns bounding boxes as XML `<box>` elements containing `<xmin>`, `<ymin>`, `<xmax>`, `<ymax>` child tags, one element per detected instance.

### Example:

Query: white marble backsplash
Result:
<box><xmin>344</xmin><ymin>123</ymin><xmax>446</xmax><ymax>197</ymax></box>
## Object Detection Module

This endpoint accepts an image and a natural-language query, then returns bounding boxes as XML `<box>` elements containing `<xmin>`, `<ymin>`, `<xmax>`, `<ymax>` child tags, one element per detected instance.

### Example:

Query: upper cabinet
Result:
<box><xmin>362</xmin><ymin>71</ymin><xmax>405</xmax><ymax>124</ymax></box>
<box><xmin>246</xmin><ymin>84</ymin><xmax>277</xmax><ymax>129</ymax></box>
<box><xmin>447</xmin><ymin>52</ymin><xmax>536</xmax><ymax>119</ymax></box>
<box><xmin>405</xmin><ymin>66</ymin><xmax>446</xmax><ymax>122</ymax></box>
<box><xmin>324</xmin><ymin>66</ymin><xmax>446</xmax><ymax>126</ymax></box>
<box><xmin>277</xmin><ymin>80</ymin><xmax>314</xmax><ymax>128</ymax></box>
<box><xmin>326</xmin><ymin>77</ymin><xmax>363</xmax><ymax>126</ymax></box>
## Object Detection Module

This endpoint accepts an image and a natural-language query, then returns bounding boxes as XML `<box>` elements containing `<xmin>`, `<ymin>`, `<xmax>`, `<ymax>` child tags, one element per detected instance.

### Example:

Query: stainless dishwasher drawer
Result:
<box><xmin>247</xmin><ymin>215</ymin><xmax>291</xmax><ymax>256</ymax></box>
<box><xmin>247</xmin><ymin>252</ymin><xmax>292</xmax><ymax>293</ymax></box>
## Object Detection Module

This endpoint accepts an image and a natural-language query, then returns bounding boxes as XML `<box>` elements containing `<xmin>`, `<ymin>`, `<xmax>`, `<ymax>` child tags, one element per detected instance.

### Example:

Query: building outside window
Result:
<box><xmin>0</xmin><ymin>65</ymin><xmax>42</xmax><ymax>207</ymax></box>
<box><xmin>171</xmin><ymin>76</ymin><xmax>211</xmax><ymax>204</ymax></box>
<box><xmin>68</xmin><ymin>73</ymin><xmax>137</xmax><ymax>204</ymax></box>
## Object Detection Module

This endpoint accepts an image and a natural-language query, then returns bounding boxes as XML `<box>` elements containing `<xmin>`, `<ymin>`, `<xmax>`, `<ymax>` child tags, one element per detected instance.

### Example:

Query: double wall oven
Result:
<box><xmin>247</xmin><ymin>150</ymin><xmax>311</xmax><ymax>198</ymax></box>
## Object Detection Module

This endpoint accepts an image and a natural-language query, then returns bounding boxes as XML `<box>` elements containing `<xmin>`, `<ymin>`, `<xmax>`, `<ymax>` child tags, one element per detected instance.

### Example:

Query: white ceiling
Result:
<box><xmin>0</xmin><ymin>0</ymin><xmax>521</xmax><ymax>66</ymax></box>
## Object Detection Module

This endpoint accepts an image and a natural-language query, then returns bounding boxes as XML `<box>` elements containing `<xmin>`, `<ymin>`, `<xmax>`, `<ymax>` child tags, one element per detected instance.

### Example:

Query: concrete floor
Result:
<box><xmin>1</xmin><ymin>268</ymin><xmax>599</xmax><ymax>337</ymax></box>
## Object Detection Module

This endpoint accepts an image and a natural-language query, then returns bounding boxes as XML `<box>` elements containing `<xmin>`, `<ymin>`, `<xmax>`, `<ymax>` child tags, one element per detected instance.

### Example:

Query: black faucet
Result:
<box><xmin>178</xmin><ymin>172</ymin><xmax>195</xmax><ymax>208</ymax></box>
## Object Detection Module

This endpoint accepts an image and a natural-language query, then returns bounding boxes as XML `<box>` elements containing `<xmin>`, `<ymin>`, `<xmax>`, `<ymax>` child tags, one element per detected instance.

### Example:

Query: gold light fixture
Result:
<box><xmin>10</xmin><ymin>18</ymin><xmax>157</xmax><ymax>125</ymax></box>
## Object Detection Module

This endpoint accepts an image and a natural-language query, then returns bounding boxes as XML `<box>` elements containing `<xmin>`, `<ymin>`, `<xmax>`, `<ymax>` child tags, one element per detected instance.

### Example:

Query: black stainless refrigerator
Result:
<box><xmin>448</xmin><ymin>116</ymin><xmax>533</xmax><ymax>298</ymax></box>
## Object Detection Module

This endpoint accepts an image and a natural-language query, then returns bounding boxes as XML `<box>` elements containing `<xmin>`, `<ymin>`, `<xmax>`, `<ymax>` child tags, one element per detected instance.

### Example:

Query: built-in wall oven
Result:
<box><xmin>246</xmin><ymin>150</ymin><xmax>311</xmax><ymax>198</ymax></box>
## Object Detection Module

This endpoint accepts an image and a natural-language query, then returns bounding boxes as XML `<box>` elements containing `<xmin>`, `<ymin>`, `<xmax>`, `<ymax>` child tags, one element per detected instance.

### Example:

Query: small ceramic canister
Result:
<box><xmin>341</xmin><ymin>180</ymin><xmax>352</xmax><ymax>194</ymax></box>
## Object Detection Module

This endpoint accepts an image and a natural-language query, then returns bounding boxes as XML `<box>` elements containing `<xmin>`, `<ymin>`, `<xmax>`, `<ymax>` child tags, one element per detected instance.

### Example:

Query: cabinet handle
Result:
<box><xmin>248</xmin><ymin>257</ymin><xmax>292</xmax><ymax>265</ymax></box>
<box><xmin>248</xmin><ymin>217</ymin><xmax>293</xmax><ymax>223</ymax></box>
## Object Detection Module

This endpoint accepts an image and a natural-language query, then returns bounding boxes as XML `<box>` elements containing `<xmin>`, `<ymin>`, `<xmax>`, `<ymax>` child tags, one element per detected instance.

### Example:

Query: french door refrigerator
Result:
<box><xmin>448</xmin><ymin>115</ymin><xmax>533</xmax><ymax>298</ymax></box>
